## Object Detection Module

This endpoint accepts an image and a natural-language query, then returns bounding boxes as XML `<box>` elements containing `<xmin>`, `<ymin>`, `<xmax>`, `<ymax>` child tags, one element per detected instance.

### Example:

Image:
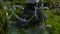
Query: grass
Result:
<box><xmin>0</xmin><ymin>9</ymin><xmax>8</xmax><ymax>34</ymax></box>
<box><xmin>0</xmin><ymin>0</ymin><xmax>60</xmax><ymax>34</ymax></box>
<box><xmin>45</xmin><ymin>10</ymin><xmax>60</xmax><ymax>34</ymax></box>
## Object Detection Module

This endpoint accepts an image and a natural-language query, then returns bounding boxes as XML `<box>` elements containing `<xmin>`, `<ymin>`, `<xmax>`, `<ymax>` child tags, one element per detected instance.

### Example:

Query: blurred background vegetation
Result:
<box><xmin>0</xmin><ymin>0</ymin><xmax>60</xmax><ymax>34</ymax></box>
<box><xmin>0</xmin><ymin>3</ymin><xmax>8</xmax><ymax>34</ymax></box>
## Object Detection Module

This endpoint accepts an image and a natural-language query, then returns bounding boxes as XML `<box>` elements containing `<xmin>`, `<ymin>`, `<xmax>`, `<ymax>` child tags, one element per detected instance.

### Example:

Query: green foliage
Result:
<box><xmin>0</xmin><ymin>9</ymin><xmax>8</xmax><ymax>34</ymax></box>
<box><xmin>45</xmin><ymin>10</ymin><xmax>60</xmax><ymax>34</ymax></box>
<box><xmin>0</xmin><ymin>3</ymin><xmax>8</xmax><ymax>34</ymax></box>
<box><xmin>0</xmin><ymin>0</ymin><xmax>60</xmax><ymax>34</ymax></box>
